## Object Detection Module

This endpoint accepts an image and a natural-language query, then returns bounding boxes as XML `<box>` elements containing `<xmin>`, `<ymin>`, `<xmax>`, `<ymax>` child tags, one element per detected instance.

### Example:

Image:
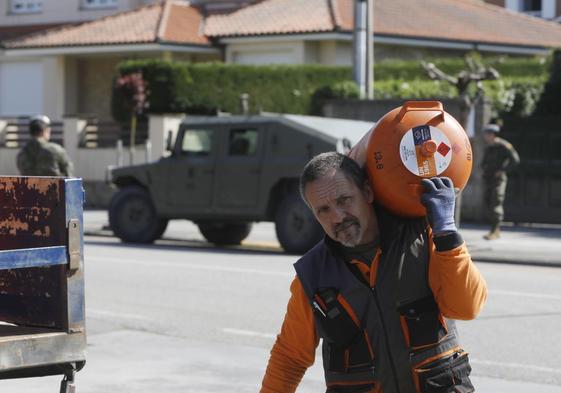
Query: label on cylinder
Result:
<box><xmin>400</xmin><ymin>125</ymin><xmax>452</xmax><ymax>177</ymax></box>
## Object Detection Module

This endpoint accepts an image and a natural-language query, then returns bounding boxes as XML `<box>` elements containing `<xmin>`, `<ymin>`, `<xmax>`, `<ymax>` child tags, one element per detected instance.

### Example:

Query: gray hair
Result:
<box><xmin>299</xmin><ymin>152</ymin><xmax>366</xmax><ymax>201</ymax></box>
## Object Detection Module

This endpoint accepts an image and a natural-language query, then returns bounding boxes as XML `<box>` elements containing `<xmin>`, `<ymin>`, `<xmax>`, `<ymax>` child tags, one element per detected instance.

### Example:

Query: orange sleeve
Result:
<box><xmin>260</xmin><ymin>277</ymin><xmax>319</xmax><ymax>393</ymax></box>
<box><xmin>428</xmin><ymin>236</ymin><xmax>488</xmax><ymax>320</ymax></box>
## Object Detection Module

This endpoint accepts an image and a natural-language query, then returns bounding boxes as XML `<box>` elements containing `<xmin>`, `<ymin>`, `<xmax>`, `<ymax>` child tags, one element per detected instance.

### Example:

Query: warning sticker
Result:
<box><xmin>400</xmin><ymin>126</ymin><xmax>452</xmax><ymax>177</ymax></box>
<box><xmin>437</xmin><ymin>142</ymin><xmax>451</xmax><ymax>157</ymax></box>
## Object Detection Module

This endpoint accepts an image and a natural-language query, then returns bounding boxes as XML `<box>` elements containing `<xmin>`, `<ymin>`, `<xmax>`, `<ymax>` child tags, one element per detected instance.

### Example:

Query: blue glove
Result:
<box><xmin>420</xmin><ymin>177</ymin><xmax>457</xmax><ymax>236</ymax></box>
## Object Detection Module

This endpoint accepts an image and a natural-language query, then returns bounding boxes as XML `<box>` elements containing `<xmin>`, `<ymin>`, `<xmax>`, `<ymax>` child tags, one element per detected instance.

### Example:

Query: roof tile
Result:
<box><xmin>205</xmin><ymin>0</ymin><xmax>335</xmax><ymax>36</ymax></box>
<box><xmin>3</xmin><ymin>1</ymin><xmax>209</xmax><ymax>49</ymax></box>
<box><xmin>206</xmin><ymin>0</ymin><xmax>561</xmax><ymax>48</ymax></box>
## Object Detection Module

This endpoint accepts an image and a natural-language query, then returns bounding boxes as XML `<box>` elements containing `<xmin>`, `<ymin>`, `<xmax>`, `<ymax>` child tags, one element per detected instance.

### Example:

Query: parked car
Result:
<box><xmin>108</xmin><ymin>113</ymin><xmax>371</xmax><ymax>253</ymax></box>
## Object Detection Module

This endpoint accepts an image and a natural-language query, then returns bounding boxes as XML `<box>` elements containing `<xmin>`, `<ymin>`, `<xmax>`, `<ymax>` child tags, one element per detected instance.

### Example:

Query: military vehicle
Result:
<box><xmin>108</xmin><ymin>113</ymin><xmax>372</xmax><ymax>253</ymax></box>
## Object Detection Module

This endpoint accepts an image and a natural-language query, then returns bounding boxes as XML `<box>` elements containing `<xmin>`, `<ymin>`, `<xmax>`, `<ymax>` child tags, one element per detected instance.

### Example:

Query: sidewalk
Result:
<box><xmin>460</xmin><ymin>222</ymin><xmax>561</xmax><ymax>267</ymax></box>
<box><xmin>83</xmin><ymin>211</ymin><xmax>561</xmax><ymax>268</ymax></box>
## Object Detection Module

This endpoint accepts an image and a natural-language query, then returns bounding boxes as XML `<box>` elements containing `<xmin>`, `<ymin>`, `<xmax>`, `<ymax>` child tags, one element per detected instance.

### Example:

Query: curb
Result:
<box><xmin>470</xmin><ymin>255</ymin><xmax>561</xmax><ymax>268</ymax></box>
<box><xmin>84</xmin><ymin>230</ymin><xmax>561</xmax><ymax>268</ymax></box>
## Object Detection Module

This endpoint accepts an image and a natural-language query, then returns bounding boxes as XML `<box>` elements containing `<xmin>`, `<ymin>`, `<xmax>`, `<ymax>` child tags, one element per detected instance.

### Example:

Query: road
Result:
<box><xmin>3</xmin><ymin>215</ymin><xmax>561</xmax><ymax>392</ymax></box>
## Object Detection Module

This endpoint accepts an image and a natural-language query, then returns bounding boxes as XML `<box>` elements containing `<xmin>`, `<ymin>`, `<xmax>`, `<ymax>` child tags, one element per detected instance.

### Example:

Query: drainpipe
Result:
<box><xmin>353</xmin><ymin>0</ymin><xmax>374</xmax><ymax>99</ymax></box>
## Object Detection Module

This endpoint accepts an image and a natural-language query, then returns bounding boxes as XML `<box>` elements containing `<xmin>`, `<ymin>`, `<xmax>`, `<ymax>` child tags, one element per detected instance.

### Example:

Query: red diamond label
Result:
<box><xmin>437</xmin><ymin>142</ymin><xmax>451</xmax><ymax>157</ymax></box>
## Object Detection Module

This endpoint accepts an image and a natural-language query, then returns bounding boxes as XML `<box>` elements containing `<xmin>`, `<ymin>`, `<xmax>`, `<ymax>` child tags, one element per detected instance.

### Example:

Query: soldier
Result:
<box><xmin>17</xmin><ymin>115</ymin><xmax>74</xmax><ymax>177</ymax></box>
<box><xmin>481</xmin><ymin>123</ymin><xmax>519</xmax><ymax>240</ymax></box>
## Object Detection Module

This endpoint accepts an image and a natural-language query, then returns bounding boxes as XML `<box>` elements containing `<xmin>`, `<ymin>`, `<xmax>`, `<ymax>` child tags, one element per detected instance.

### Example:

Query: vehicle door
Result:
<box><xmin>166</xmin><ymin>126</ymin><xmax>217</xmax><ymax>210</ymax></box>
<box><xmin>213</xmin><ymin>125</ymin><xmax>264</xmax><ymax>209</ymax></box>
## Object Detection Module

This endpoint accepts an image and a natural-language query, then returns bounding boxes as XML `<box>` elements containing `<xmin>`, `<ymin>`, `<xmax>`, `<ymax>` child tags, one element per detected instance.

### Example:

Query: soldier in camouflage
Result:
<box><xmin>17</xmin><ymin>115</ymin><xmax>74</xmax><ymax>177</ymax></box>
<box><xmin>481</xmin><ymin>123</ymin><xmax>520</xmax><ymax>240</ymax></box>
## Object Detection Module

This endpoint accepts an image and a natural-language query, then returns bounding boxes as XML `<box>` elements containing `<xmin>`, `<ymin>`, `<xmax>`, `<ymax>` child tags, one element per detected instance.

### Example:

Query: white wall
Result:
<box><xmin>0</xmin><ymin>56</ymin><xmax>65</xmax><ymax>119</ymax></box>
<box><xmin>0</xmin><ymin>59</ymin><xmax>43</xmax><ymax>116</ymax></box>
<box><xmin>225</xmin><ymin>39</ymin><xmax>354</xmax><ymax>66</ymax></box>
<box><xmin>226</xmin><ymin>41</ymin><xmax>305</xmax><ymax>64</ymax></box>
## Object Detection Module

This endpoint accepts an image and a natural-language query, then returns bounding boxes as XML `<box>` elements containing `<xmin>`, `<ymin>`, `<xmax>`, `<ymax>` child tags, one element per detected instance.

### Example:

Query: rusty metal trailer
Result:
<box><xmin>0</xmin><ymin>176</ymin><xmax>86</xmax><ymax>392</ymax></box>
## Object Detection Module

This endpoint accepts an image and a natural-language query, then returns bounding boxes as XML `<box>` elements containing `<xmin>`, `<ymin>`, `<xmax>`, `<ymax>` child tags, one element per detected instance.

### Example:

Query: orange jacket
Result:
<box><xmin>260</xmin><ymin>240</ymin><xmax>487</xmax><ymax>393</ymax></box>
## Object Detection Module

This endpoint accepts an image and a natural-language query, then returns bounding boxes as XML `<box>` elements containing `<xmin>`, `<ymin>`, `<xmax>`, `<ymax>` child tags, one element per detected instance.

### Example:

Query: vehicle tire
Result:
<box><xmin>275</xmin><ymin>192</ymin><xmax>323</xmax><ymax>254</ymax></box>
<box><xmin>198</xmin><ymin>222</ymin><xmax>253</xmax><ymax>246</ymax></box>
<box><xmin>109</xmin><ymin>186</ymin><xmax>168</xmax><ymax>243</ymax></box>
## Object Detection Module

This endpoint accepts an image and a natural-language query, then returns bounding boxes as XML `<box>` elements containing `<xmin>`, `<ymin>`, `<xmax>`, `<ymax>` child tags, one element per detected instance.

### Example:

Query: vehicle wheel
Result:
<box><xmin>109</xmin><ymin>186</ymin><xmax>168</xmax><ymax>243</ymax></box>
<box><xmin>275</xmin><ymin>192</ymin><xmax>323</xmax><ymax>254</ymax></box>
<box><xmin>198</xmin><ymin>222</ymin><xmax>253</xmax><ymax>246</ymax></box>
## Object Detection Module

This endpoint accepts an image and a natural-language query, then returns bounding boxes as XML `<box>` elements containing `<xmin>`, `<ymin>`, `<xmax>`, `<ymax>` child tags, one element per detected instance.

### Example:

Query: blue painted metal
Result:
<box><xmin>64</xmin><ymin>178</ymin><xmax>86</xmax><ymax>331</ymax></box>
<box><xmin>0</xmin><ymin>246</ymin><xmax>67</xmax><ymax>270</ymax></box>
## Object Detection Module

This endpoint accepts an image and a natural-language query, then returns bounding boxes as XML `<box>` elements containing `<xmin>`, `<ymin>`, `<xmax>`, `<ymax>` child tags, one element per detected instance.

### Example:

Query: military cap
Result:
<box><xmin>30</xmin><ymin>114</ymin><xmax>51</xmax><ymax>128</ymax></box>
<box><xmin>484</xmin><ymin>124</ymin><xmax>500</xmax><ymax>134</ymax></box>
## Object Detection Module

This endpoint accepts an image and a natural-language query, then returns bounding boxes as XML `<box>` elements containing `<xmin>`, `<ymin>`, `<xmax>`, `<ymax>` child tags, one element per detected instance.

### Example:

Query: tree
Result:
<box><xmin>114</xmin><ymin>72</ymin><xmax>149</xmax><ymax>165</ymax></box>
<box><xmin>421</xmin><ymin>55</ymin><xmax>499</xmax><ymax>225</ymax></box>
<box><xmin>421</xmin><ymin>55</ymin><xmax>499</xmax><ymax>127</ymax></box>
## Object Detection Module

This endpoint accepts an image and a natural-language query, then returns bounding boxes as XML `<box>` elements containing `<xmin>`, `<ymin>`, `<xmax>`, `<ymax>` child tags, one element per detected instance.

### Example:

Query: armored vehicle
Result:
<box><xmin>109</xmin><ymin>113</ymin><xmax>372</xmax><ymax>253</ymax></box>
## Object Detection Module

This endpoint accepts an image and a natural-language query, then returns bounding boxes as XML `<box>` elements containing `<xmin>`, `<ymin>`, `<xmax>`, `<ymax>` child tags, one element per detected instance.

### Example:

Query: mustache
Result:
<box><xmin>334</xmin><ymin>218</ymin><xmax>359</xmax><ymax>235</ymax></box>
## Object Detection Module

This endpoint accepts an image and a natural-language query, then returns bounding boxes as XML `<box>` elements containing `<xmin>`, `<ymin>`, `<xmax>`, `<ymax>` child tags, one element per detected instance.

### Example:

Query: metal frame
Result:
<box><xmin>0</xmin><ymin>177</ymin><xmax>86</xmax><ymax>391</ymax></box>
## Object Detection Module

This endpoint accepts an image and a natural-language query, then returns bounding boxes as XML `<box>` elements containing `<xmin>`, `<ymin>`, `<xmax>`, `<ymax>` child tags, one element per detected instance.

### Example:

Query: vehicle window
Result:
<box><xmin>181</xmin><ymin>129</ymin><xmax>213</xmax><ymax>156</ymax></box>
<box><xmin>229</xmin><ymin>129</ymin><xmax>258</xmax><ymax>156</ymax></box>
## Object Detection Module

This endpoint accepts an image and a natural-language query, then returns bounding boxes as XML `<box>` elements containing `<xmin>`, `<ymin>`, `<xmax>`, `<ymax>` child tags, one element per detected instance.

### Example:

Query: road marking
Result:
<box><xmin>88</xmin><ymin>308</ymin><xmax>150</xmax><ymax>321</ymax></box>
<box><xmin>471</xmin><ymin>358</ymin><xmax>561</xmax><ymax>375</ymax></box>
<box><xmin>490</xmin><ymin>289</ymin><xmax>561</xmax><ymax>301</ymax></box>
<box><xmin>222</xmin><ymin>328</ymin><xmax>276</xmax><ymax>340</ymax></box>
<box><xmin>87</xmin><ymin>257</ymin><xmax>293</xmax><ymax>277</ymax></box>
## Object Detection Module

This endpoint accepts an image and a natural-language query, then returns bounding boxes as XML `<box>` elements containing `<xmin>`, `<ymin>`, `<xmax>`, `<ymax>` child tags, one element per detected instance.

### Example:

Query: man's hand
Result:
<box><xmin>420</xmin><ymin>177</ymin><xmax>457</xmax><ymax>236</ymax></box>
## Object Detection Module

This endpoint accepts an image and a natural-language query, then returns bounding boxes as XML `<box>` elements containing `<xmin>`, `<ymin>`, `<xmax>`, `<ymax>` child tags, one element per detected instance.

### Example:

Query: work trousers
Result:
<box><xmin>483</xmin><ymin>175</ymin><xmax>507</xmax><ymax>226</ymax></box>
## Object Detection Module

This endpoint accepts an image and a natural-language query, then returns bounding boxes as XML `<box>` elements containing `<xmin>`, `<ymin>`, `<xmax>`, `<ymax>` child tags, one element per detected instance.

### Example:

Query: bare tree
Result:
<box><xmin>421</xmin><ymin>56</ymin><xmax>499</xmax><ymax>226</ymax></box>
<box><xmin>422</xmin><ymin>56</ymin><xmax>499</xmax><ymax>127</ymax></box>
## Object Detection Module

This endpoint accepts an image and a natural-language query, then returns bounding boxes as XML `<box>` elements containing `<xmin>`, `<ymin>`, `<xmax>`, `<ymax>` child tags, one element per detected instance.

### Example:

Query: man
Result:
<box><xmin>17</xmin><ymin>115</ymin><xmax>73</xmax><ymax>177</ymax></box>
<box><xmin>481</xmin><ymin>123</ymin><xmax>519</xmax><ymax>240</ymax></box>
<box><xmin>260</xmin><ymin>152</ymin><xmax>487</xmax><ymax>393</ymax></box>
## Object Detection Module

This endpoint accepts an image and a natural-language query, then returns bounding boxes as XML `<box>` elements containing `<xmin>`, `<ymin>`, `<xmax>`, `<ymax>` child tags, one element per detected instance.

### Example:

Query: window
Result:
<box><xmin>82</xmin><ymin>0</ymin><xmax>117</xmax><ymax>9</ymax></box>
<box><xmin>10</xmin><ymin>0</ymin><xmax>42</xmax><ymax>14</ymax></box>
<box><xmin>228</xmin><ymin>129</ymin><xmax>258</xmax><ymax>156</ymax></box>
<box><xmin>181</xmin><ymin>129</ymin><xmax>213</xmax><ymax>156</ymax></box>
<box><xmin>522</xmin><ymin>0</ymin><xmax>541</xmax><ymax>11</ymax></box>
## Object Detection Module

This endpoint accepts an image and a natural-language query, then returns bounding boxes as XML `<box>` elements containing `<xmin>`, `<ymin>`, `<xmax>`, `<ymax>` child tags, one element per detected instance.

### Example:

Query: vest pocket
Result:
<box><xmin>313</xmin><ymin>289</ymin><xmax>375</xmax><ymax>374</ymax></box>
<box><xmin>398</xmin><ymin>296</ymin><xmax>448</xmax><ymax>350</ymax></box>
<box><xmin>414</xmin><ymin>350</ymin><xmax>474</xmax><ymax>393</ymax></box>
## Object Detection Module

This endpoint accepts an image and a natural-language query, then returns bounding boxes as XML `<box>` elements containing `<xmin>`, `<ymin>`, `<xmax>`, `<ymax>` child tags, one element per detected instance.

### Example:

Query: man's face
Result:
<box><xmin>43</xmin><ymin>127</ymin><xmax>51</xmax><ymax>141</ymax></box>
<box><xmin>304</xmin><ymin>168</ymin><xmax>375</xmax><ymax>247</ymax></box>
<box><xmin>483</xmin><ymin>131</ymin><xmax>495</xmax><ymax>145</ymax></box>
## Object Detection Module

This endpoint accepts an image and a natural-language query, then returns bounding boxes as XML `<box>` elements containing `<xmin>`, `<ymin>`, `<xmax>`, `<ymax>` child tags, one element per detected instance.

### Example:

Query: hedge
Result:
<box><xmin>113</xmin><ymin>61</ymin><xmax>352</xmax><ymax>121</ymax></box>
<box><xmin>374</xmin><ymin>57</ymin><xmax>549</xmax><ymax>81</ymax></box>
<box><xmin>112</xmin><ymin>57</ymin><xmax>549</xmax><ymax>121</ymax></box>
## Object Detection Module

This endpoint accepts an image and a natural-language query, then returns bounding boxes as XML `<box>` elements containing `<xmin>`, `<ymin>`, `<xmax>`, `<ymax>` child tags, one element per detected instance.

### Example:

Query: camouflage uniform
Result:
<box><xmin>17</xmin><ymin>138</ymin><xmax>74</xmax><ymax>177</ymax></box>
<box><xmin>481</xmin><ymin>136</ymin><xmax>519</xmax><ymax>231</ymax></box>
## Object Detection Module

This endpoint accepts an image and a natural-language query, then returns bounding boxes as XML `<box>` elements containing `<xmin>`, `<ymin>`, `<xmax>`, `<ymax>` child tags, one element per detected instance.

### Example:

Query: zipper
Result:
<box><xmin>372</xmin><ymin>287</ymin><xmax>401</xmax><ymax>393</ymax></box>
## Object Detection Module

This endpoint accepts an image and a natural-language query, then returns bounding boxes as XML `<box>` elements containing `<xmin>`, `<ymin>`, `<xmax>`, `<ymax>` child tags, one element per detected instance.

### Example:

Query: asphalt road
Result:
<box><xmin>3</xmin><ymin>216</ymin><xmax>561</xmax><ymax>392</ymax></box>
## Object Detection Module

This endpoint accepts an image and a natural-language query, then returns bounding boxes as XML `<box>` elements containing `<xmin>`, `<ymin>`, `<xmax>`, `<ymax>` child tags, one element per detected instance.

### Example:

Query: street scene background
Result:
<box><xmin>3</xmin><ymin>212</ymin><xmax>561</xmax><ymax>393</ymax></box>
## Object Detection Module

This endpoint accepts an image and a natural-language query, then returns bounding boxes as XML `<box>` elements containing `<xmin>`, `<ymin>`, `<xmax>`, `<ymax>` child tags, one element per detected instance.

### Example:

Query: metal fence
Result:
<box><xmin>0</xmin><ymin>117</ymin><xmax>63</xmax><ymax>148</ymax></box>
<box><xmin>503</xmin><ymin>116</ymin><xmax>561</xmax><ymax>224</ymax></box>
<box><xmin>0</xmin><ymin>117</ymin><xmax>148</xmax><ymax>149</ymax></box>
<box><xmin>79</xmin><ymin>119</ymin><xmax>148</xmax><ymax>148</ymax></box>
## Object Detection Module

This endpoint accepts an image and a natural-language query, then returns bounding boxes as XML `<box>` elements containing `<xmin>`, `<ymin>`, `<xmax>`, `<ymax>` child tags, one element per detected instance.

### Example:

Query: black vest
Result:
<box><xmin>294</xmin><ymin>212</ymin><xmax>474</xmax><ymax>393</ymax></box>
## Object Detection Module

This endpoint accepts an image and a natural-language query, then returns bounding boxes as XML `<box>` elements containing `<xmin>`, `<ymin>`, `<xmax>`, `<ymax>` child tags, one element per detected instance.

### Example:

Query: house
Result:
<box><xmin>3</xmin><ymin>0</ymin><xmax>561</xmax><ymax>120</ymax></box>
<box><xmin>0</xmin><ymin>0</ymin><xmax>219</xmax><ymax>119</ymax></box>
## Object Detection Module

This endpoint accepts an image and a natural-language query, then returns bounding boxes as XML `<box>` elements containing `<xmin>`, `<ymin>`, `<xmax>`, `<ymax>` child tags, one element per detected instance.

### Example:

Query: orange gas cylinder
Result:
<box><xmin>366</xmin><ymin>101</ymin><xmax>472</xmax><ymax>218</ymax></box>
